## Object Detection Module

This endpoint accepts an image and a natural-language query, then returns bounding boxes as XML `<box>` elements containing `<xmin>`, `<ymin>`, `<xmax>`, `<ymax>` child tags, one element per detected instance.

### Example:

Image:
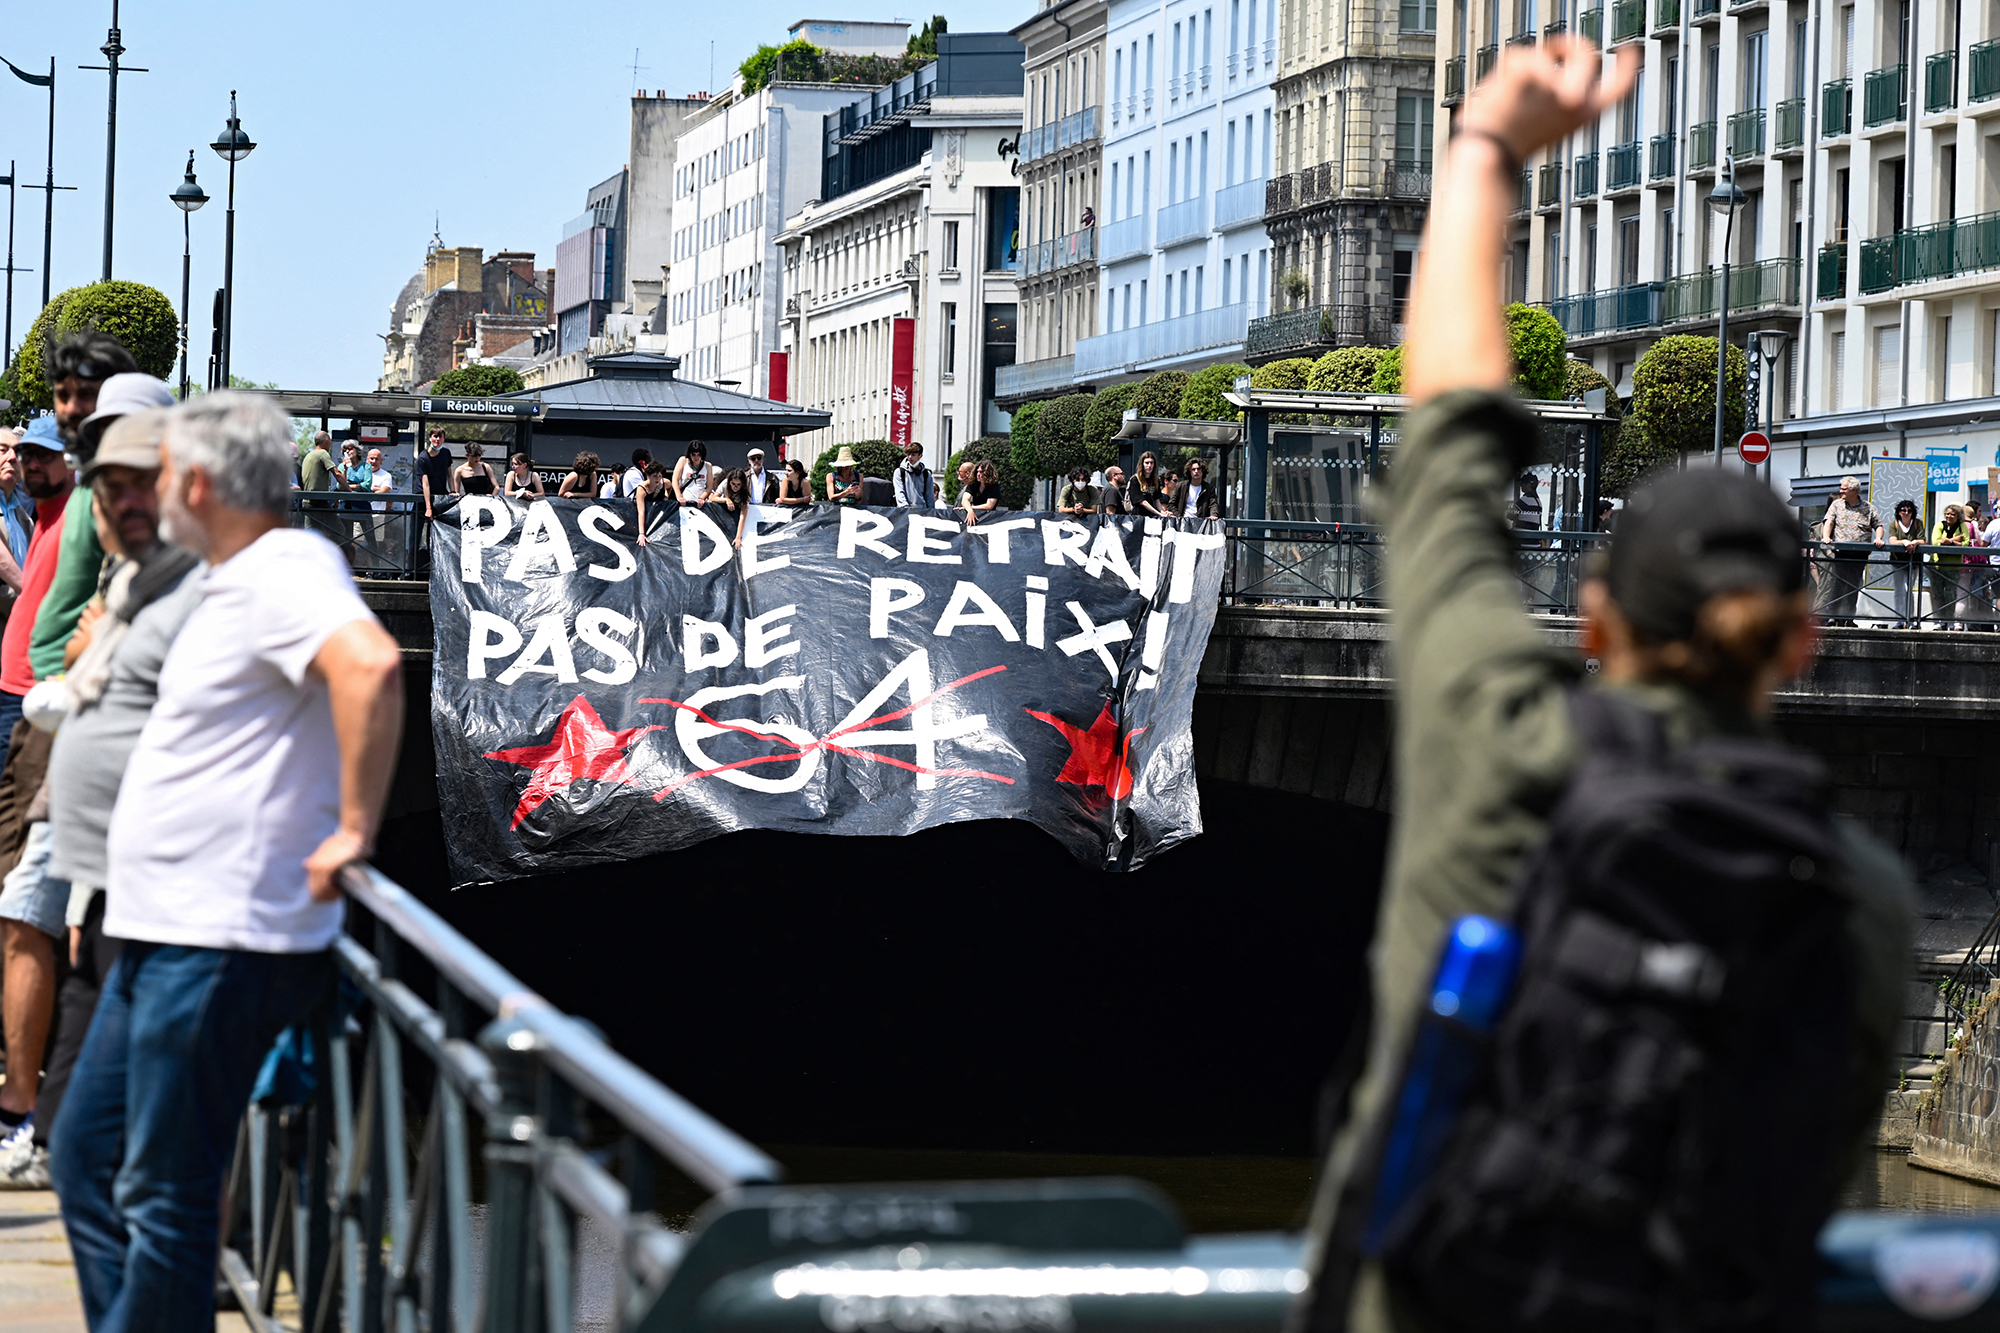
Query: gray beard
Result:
<box><xmin>158</xmin><ymin>488</ymin><xmax>208</xmax><ymax>557</ymax></box>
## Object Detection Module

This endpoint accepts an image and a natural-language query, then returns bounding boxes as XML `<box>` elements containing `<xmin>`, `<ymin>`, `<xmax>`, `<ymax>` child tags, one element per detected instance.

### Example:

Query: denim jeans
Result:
<box><xmin>49</xmin><ymin>942</ymin><xmax>331</xmax><ymax>1333</ymax></box>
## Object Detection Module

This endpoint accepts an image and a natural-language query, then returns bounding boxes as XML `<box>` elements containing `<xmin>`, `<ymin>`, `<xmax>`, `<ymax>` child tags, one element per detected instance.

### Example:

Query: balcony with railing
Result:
<box><xmin>1660</xmin><ymin>257</ymin><xmax>1802</xmax><ymax>323</ymax></box>
<box><xmin>1245</xmin><ymin>303</ymin><xmax>1396</xmax><ymax>357</ymax></box>
<box><xmin>1101</xmin><ymin>213</ymin><xmax>1149</xmax><ymax>261</ymax></box>
<box><xmin>1020</xmin><ymin>106</ymin><xmax>1103</xmax><ymax>164</ymax></box>
<box><xmin>1692</xmin><ymin>0</ymin><xmax>1720</xmax><ymax>17</ymax></box>
<box><xmin>1516</xmin><ymin>167</ymin><xmax>1533</xmax><ymax>213</ymax></box>
<box><xmin>1539</xmin><ymin>161</ymin><xmax>1564</xmax><ymax>207</ymax></box>
<box><xmin>1444</xmin><ymin>55</ymin><xmax>1466</xmax><ymax>100</ymax></box>
<box><xmin>1156</xmin><ymin>196</ymin><xmax>1210</xmax><ymax>248</ymax></box>
<box><xmin>1611</xmin><ymin>0</ymin><xmax>1645</xmax><ymax>42</ymax></box>
<box><xmin>1863</xmin><ymin>64</ymin><xmax>1906</xmax><ymax>127</ymax></box>
<box><xmin>1386</xmin><ymin>164</ymin><xmax>1433</xmax><ymax>197</ymax></box>
<box><xmin>1266</xmin><ymin>163</ymin><xmax>1337</xmax><ymax>218</ymax></box>
<box><xmin>1574</xmin><ymin>150</ymin><xmax>1599</xmax><ymax>197</ymax></box>
<box><xmin>1074</xmin><ymin>301</ymin><xmax>1250</xmax><ymax>377</ymax></box>
<box><xmin>1727</xmin><ymin>107</ymin><xmax>1766</xmax><ymax>157</ymax></box>
<box><xmin>1817</xmin><ymin>242</ymin><xmax>1847</xmax><ymax>300</ymax></box>
<box><xmin>1506</xmin><ymin>30</ymin><xmax>1536</xmax><ymax>46</ymax></box>
<box><xmin>1927</xmin><ymin>51</ymin><xmax>1959</xmax><ymax>111</ymax></box>
<box><xmin>1690</xmin><ymin>120</ymin><xmax>1717</xmax><ymax>170</ymax></box>
<box><xmin>1822</xmin><ymin>78</ymin><xmax>1854</xmax><ymax>135</ymax></box>
<box><xmin>1023</xmin><ymin>227</ymin><xmax>1097</xmax><ymax>277</ymax></box>
<box><xmin>1543</xmin><ymin>17</ymin><xmax>1568</xmax><ymax>38</ymax></box>
<box><xmin>1654</xmin><ymin>0</ymin><xmax>1680</xmax><ymax>27</ymax></box>
<box><xmin>1545</xmin><ymin>282</ymin><xmax>1663</xmax><ymax>337</ymax></box>
<box><xmin>1216</xmin><ymin>177</ymin><xmax>1268</xmax><ymax>229</ymax></box>
<box><xmin>995</xmin><ymin>355</ymin><xmax>1079</xmax><ymax>400</ymax></box>
<box><xmin>1477</xmin><ymin>43</ymin><xmax>1500</xmax><ymax>79</ymax></box>
<box><xmin>1649</xmin><ymin>133</ymin><xmax>1675</xmax><ymax>179</ymax></box>
<box><xmin>1577</xmin><ymin>6</ymin><xmax>1604</xmax><ymax>41</ymax></box>
<box><xmin>1855</xmin><ymin>209</ymin><xmax>2000</xmax><ymax>295</ymax></box>
<box><xmin>1606</xmin><ymin>141</ymin><xmax>1642</xmax><ymax>189</ymax></box>
<box><xmin>1975</xmin><ymin>38</ymin><xmax>2000</xmax><ymax>101</ymax></box>
<box><xmin>1775</xmin><ymin>97</ymin><xmax>1805</xmax><ymax>149</ymax></box>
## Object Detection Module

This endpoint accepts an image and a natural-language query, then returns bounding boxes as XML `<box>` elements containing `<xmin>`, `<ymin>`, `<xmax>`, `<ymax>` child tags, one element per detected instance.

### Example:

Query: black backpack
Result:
<box><xmin>1375</xmin><ymin>689</ymin><xmax>1863</xmax><ymax>1333</ymax></box>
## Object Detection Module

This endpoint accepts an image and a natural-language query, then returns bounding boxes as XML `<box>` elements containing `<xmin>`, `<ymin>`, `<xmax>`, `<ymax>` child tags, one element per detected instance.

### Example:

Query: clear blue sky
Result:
<box><xmin>2</xmin><ymin>2</ymin><xmax>995</xmax><ymax>392</ymax></box>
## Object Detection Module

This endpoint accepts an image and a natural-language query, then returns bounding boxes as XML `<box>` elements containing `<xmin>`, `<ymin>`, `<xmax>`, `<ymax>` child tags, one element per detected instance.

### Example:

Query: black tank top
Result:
<box><xmin>459</xmin><ymin>467</ymin><xmax>494</xmax><ymax>496</ymax></box>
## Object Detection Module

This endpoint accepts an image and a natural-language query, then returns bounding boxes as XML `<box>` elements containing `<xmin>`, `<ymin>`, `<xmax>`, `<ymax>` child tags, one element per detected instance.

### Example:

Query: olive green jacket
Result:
<box><xmin>1296</xmin><ymin>390</ymin><xmax>1913</xmax><ymax>1333</ymax></box>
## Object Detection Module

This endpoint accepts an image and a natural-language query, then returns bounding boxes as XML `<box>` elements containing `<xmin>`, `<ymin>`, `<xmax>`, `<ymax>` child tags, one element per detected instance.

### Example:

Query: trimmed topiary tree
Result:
<box><xmin>1081</xmin><ymin>382</ymin><xmax>1138</xmax><ymax>471</ymax></box>
<box><xmin>1008</xmin><ymin>399</ymin><xmax>1046</xmax><ymax>479</ymax></box>
<box><xmin>1624</xmin><ymin>334</ymin><xmax>1747</xmax><ymax>475</ymax></box>
<box><xmin>5</xmin><ymin>281</ymin><xmax>178</xmax><ymax>421</ymax></box>
<box><xmin>809</xmin><ymin>438</ymin><xmax>901</xmax><ymax>498</ymax></box>
<box><xmin>1371</xmin><ymin>345</ymin><xmax>1406</xmax><ymax>394</ymax></box>
<box><xmin>944</xmin><ymin>435</ymin><xmax>1033</xmax><ymax>509</ymax></box>
<box><xmin>1178</xmin><ymin>362</ymin><xmax>1252</xmax><ymax>421</ymax></box>
<box><xmin>1308</xmin><ymin>346</ymin><xmax>1387</xmax><ymax>394</ymax></box>
<box><xmin>1132</xmin><ymin>370</ymin><xmax>1190</xmax><ymax>419</ymax></box>
<box><xmin>1033</xmin><ymin>392</ymin><xmax>1096</xmax><ymax>478</ymax></box>
<box><xmin>1251</xmin><ymin>356</ymin><xmax>1315</xmax><ymax>424</ymax></box>
<box><xmin>1505</xmin><ymin>303</ymin><xmax>1569</xmax><ymax>400</ymax></box>
<box><xmin>432</xmin><ymin>364</ymin><xmax>525</xmax><ymax>396</ymax></box>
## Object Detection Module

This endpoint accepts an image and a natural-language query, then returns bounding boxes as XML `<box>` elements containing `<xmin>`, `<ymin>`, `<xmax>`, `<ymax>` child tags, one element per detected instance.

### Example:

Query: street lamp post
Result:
<box><xmin>209</xmin><ymin>91</ymin><xmax>254</xmax><ymax>388</ymax></box>
<box><xmin>169</xmin><ymin>152</ymin><xmax>208</xmax><ymax>401</ymax></box>
<box><xmin>1751</xmin><ymin>328</ymin><xmax>1790</xmax><ymax>477</ymax></box>
<box><xmin>1707</xmin><ymin>155</ymin><xmax>1749</xmax><ymax>458</ymax></box>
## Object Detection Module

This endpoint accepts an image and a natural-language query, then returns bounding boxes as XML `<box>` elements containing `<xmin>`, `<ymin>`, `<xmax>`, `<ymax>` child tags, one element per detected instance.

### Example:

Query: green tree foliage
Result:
<box><xmin>432</xmin><ymin>364</ymin><xmax>525</xmax><ymax>396</ymax></box>
<box><xmin>1505</xmin><ymin>303</ymin><xmax>1570</xmax><ymax>400</ymax></box>
<box><xmin>1033</xmin><ymin>392</ymin><xmax>1096</xmax><ymax>478</ymax></box>
<box><xmin>1178</xmin><ymin>362</ymin><xmax>1252</xmax><ymax>421</ymax></box>
<box><xmin>739</xmin><ymin>38</ymin><xmax>825</xmax><ymax>91</ymax></box>
<box><xmin>808</xmin><ymin>439</ymin><xmax>901</xmax><ymax>498</ymax></box>
<box><xmin>4</xmin><ymin>281</ymin><xmax>179</xmax><ymax>422</ymax></box>
<box><xmin>1371</xmin><ymin>346</ymin><xmax>1406</xmax><ymax>394</ymax></box>
<box><xmin>907</xmin><ymin>15</ymin><xmax>947</xmax><ymax>56</ymax></box>
<box><xmin>1563</xmin><ymin>358</ymin><xmax>1637</xmax><ymax>498</ymax></box>
<box><xmin>1008</xmin><ymin>399</ymin><xmax>1046</xmax><ymax>479</ymax></box>
<box><xmin>1251</xmin><ymin>356</ymin><xmax>1315</xmax><ymax>424</ymax></box>
<box><xmin>1625</xmin><ymin>334</ymin><xmax>1747</xmax><ymax>473</ymax></box>
<box><xmin>943</xmin><ymin>435</ymin><xmax>1033</xmax><ymax>509</ymax></box>
<box><xmin>1308</xmin><ymin>347</ymin><xmax>1387</xmax><ymax>393</ymax></box>
<box><xmin>1132</xmin><ymin>370</ymin><xmax>1190</xmax><ymax>419</ymax></box>
<box><xmin>1081</xmin><ymin>382</ymin><xmax>1138</xmax><ymax>470</ymax></box>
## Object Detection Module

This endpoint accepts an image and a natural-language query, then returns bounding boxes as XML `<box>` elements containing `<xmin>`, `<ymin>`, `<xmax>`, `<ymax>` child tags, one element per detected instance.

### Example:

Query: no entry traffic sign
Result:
<box><xmin>1738</xmin><ymin>431</ymin><xmax>1771</xmax><ymax>465</ymax></box>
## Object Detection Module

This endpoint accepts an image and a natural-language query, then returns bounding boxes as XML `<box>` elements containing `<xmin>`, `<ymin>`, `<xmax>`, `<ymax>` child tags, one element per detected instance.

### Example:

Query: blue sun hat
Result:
<box><xmin>17</xmin><ymin>414</ymin><xmax>63</xmax><ymax>455</ymax></box>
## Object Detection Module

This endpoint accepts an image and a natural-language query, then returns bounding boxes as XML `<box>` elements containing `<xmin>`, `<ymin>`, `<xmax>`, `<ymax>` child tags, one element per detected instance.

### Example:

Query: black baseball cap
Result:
<box><xmin>1605</xmin><ymin>469</ymin><xmax>1804</xmax><ymax>643</ymax></box>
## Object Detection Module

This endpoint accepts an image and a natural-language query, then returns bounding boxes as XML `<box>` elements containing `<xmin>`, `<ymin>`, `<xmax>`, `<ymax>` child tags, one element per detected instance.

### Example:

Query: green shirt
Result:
<box><xmin>300</xmin><ymin>446</ymin><xmax>335</xmax><ymax>493</ymax></box>
<box><xmin>1300</xmin><ymin>390</ymin><xmax>1913</xmax><ymax>1332</ymax></box>
<box><xmin>28</xmin><ymin>490</ymin><xmax>108</xmax><ymax>681</ymax></box>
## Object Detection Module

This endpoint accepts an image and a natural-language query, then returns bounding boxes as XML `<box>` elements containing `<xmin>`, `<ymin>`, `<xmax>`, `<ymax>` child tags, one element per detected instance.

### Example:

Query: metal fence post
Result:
<box><xmin>481</xmin><ymin>1016</ymin><xmax>547</xmax><ymax>1333</ymax></box>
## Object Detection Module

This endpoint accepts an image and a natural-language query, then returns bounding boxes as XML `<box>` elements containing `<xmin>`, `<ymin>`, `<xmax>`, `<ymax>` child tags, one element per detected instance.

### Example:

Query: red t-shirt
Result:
<box><xmin>0</xmin><ymin>489</ymin><xmax>72</xmax><ymax>696</ymax></box>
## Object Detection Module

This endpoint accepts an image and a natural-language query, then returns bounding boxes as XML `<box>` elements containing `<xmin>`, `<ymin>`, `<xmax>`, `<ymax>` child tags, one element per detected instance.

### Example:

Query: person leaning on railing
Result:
<box><xmin>1128</xmin><ymin>451</ymin><xmax>1169</xmax><ymax>517</ymax></box>
<box><xmin>1888</xmin><ymin>498</ymin><xmax>1923</xmax><ymax>629</ymax></box>
<box><xmin>1815</xmin><ymin>475</ymin><xmax>1882</xmax><ymax>627</ymax></box>
<box><xmin>1933</xmin><ymin>503</ymin><xmax>1973</xmax><ymax>631</ymax></box>
<box><xmin>1287</xmin><ymin>36</ymin><xmax>1909</xmax><ymax>1333</ymax></box>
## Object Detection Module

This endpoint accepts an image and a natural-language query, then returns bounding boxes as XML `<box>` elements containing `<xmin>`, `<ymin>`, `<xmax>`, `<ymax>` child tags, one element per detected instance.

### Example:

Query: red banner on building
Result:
<box><xmin>889</xmin><ymin>317</ymin><xmax>915</xmax><ymax>447</ymax></box>
<box><xmin>768</xmin><ymin>351</ymin><xmax>789</xmax><ymax>405</ymax></box>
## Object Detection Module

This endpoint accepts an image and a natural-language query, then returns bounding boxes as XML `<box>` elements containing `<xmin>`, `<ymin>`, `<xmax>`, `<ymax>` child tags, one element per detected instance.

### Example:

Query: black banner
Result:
<box><xmin>431</xmin><ymin>499</ymin><xmax>1226</xmax><ymax>884</ymax></box>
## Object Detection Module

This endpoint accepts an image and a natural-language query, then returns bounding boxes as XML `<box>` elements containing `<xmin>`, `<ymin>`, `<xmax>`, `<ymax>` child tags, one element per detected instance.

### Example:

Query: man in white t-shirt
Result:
<box><xmin>48</xmin><ymin>392</ymin><xmax>404</xmax><ymax>1331</ymax></box>
<box><xmin>620</xmin><ymin>447</ymin><xmax>652</xmax><ymax>499</ymax></box>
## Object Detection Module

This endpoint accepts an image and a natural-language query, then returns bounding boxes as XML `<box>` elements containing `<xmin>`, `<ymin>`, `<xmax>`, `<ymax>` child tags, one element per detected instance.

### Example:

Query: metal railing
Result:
<box><xmin>220</xmin><ymin>863</ymin><xmax>784</xmax><ymax>1333</ymax></box>
<box><xmin>1476</xmin><ymin>42</ymin><xmax>1500</xmax><ymax>79</ymax></box>
<box><xmin>1975</xmin><ymin>37</ymin><xmax>2000</xmax><ymax>101</ymax></box>
<box><xmin>1384</xmin><ymin>165</ymin><xmax>1433</xmax><ymax>197</ymax></box>
<box><xmin>1864</xmin><ymin>63</ymin><xmax>1907</xmax><ymax>126</ymax></box>
<box><xmin>1654</xmin><ymin>0</ymin><xmax>1680</xmax><ymax>27</ymax></box>
<box><xmin>1538</xmin><ymin>161</ymin><xmax>1564</xmax><ymax>207</ymax></box>
<box><xmin>1099</xmin><ymin>213</ymin><xmax>1149</xmax><ymax>261</ymax></box>
<box><xmin>1775</xmin><ymin>96</ymin><xmax>1805</xmax><ymax>149</ymax></box>
<box><xmin>1649</xmin><ymin>133</ymin><xmax>1676</xmax><ymax>179</ymax></box>
<box><xmin>1074</xmin><ymin>301</ymin><xmax>1250</xmax><ymax>377</ymax></box>
<box><xmin>1574</xmin><ymin>150</ymin><xmax>1599</xmax><ymax>197</ymax></box>
<box><xmin>1689</xmin><ymin>120</ymin><xmax>1717</xmax><ymax>170</ymax></box>
<box><xmin>1020</xmin><ymin>105</ymin><xmax>1102</xmax><ymax>163</ymax></box>
<box><xmin>1660</xmin><ymin>256</ymin><xmax>1802</xmax><ymax>322</ymax></box>
<box><xmin>1606</xmin><ymin>140</ymin><xmax>1642</xmax><ymax>189</ymax></box>
<box><xmin>1156</xmin><ymin>196</ymin><xmax>1210</xmax><ymax>247</ymax></box>
<box><xmin>1859</xmin><ymin>235</ymin><xmax>1898</xmax><ymax>293</ymax></box>
<box><xmin>1808</xmin><ymin>543</ymin><xmax>2000</xmax><ymax>629</ymax></box>
<box><xmin>1818</xmin><ymin>241</ymin><xmax>1848</xmax><ymax>300</ymax></box>
<box><xmin>1022</xmin><ymin>227</ymin><xmax>1097</xmax><ymax>277</ymax></box>
<box><xmin>1265</xmin><ymin>163</ymin><xmax>1336</xmax><ymax>216</ymax></box>
<box><xmin>1727</xmin><ymin>107</ymin><xmax>1766</xmax><ymax>157</ymax></box>
<box><xmin>1853</xmin><ymin>208</ymin><xmax>2000</xmax><ymax>294</ymax></box>
<box><xmin>1444</xmin><ymin>54</ymin><xmax>1466</xmax><ymax>99</ymax></box>
<box><xmin>1517</xmin><ymin>167</ymin><xmax>1534</xmax><ymax>214</ymax></box>
<box><xmin>1611</xmin><ymin>0</ymin><xmax>1645</xmax><ymax>42</ymax></box>
<box><xmin>291</xmin><ymin>492</ymin><xmax>425</xmax><ymax>579</ymax></box>
<box><xmin>1543</xmin><ymin>17</ymin><xmax>1568</xmax><ymax>38</ymax></box>
<box><xmin>1927</xmin><ymin>50</ymin><xmax>1959</xmax><ymax>111</ymax></box>
<box><xmin>1577</xmin><ymin>6</ymin><xmax>1604</xmax><ymax>41</ymax></box>
<box><xmin>1245</xmin><ymin>303</ymin><xmax>1395</xmax><ymax>357</ymax></box>
<box><xmin>1823</xmin><ymin>78</ymin><xmax>1853</xmax><ymax>134</ymax></box>
<box><xmin>1692</xmin><ymin>0</ymin><xmax>1720</xmax><ymax>17</ymax></box>
<box><xmin>1544</xmin><ymin>281</ymin><xmax>1664</xmax><ymax>337</ymax></box>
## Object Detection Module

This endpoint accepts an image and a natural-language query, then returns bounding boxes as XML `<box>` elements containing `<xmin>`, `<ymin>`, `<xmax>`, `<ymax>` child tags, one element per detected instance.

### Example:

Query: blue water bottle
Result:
<box><xmin>1360</xmin><ymin>914</ymin><xmax>1523</xmax><ymax>1254</ymax></box>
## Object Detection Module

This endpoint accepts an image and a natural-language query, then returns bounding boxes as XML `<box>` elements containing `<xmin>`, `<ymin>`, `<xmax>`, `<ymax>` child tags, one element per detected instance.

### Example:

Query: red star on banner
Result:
<box><xmin>1024</xmin><ymin>703</ymin><xmax>1145</xmax><ymax>801</ymax></box>
<box><xmin>484</xmin><ymin>695</ymin><xmax>662</xmax><ymax>830</ymax></box>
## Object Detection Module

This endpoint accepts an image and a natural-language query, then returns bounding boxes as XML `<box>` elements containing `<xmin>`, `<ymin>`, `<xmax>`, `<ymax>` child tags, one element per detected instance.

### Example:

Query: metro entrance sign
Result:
<box><xmin>1738</xmin><ymin>431</ymin><xmax>1770</xmax><ymax>466</ymax></box>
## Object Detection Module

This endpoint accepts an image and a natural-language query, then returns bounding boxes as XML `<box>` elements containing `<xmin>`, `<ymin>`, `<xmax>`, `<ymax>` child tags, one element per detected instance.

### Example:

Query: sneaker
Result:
<box><xmin>0</xmin><ymin>1142</ymin><xmax>51</xmax><ymax>1190</ymax></box>
<box><xmin>0</xmin><ymin>1114</ymin><xmax>32</xmax><ymax>1162</ymax></box>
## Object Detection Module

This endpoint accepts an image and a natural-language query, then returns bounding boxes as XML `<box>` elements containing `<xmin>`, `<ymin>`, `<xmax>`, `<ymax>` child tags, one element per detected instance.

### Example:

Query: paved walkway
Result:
<box><xmin>0</xmin><ymin>1191</ymin><xmax>81</xmax><ymax>1333</ymax></box>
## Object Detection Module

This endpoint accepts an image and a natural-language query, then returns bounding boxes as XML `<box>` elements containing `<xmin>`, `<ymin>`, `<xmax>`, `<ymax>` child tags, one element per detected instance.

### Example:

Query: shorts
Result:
<box><xmin>0</xmin><ymin>821</ymin><xmax>64</xmax><ymax>939</ymax></box>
